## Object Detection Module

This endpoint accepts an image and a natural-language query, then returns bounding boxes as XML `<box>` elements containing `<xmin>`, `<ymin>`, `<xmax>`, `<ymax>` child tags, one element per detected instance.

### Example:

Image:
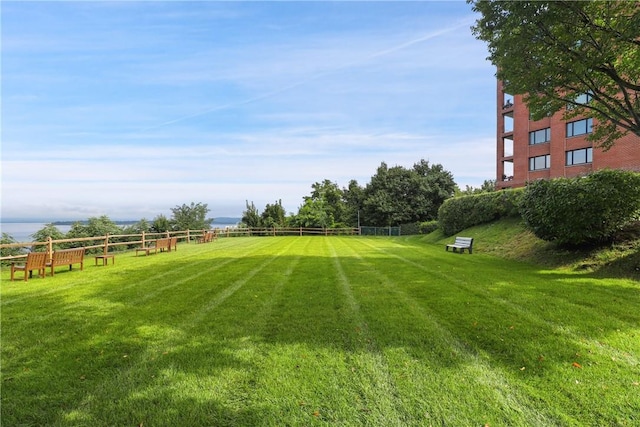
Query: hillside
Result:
<box><xmin>417</xmin><ymin>217</ymin><xmax>640</xmax><ymax>280</ymax></box>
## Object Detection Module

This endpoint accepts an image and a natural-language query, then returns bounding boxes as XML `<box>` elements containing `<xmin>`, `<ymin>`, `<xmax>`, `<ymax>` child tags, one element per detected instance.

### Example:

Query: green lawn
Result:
<box><xmin>2</xmin><ymin>236</ymin><xmax>639</xmax><ymax>426</ymax></box>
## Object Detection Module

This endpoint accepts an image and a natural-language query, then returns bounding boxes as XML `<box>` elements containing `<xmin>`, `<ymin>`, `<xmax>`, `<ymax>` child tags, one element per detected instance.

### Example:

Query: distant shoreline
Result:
<box><xmin>1</xmin><ymin>217</ymin><xmax>241</xmax><ymax>225</ymax></box>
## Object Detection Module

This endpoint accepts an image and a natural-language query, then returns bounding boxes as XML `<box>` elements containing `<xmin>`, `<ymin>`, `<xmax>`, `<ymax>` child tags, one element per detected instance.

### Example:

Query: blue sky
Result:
<box><xmin>2</xmin><ymin>1</ymin><xmax>496</xmax><ymax>221</ymax></box>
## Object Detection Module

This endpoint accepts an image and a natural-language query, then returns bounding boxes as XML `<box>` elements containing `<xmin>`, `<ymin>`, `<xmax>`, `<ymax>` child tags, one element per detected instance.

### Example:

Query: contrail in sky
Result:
<box><xmin>139</xmin><ymin>18</ymin><xmax>474</xmax><ymax>133</ymax></box>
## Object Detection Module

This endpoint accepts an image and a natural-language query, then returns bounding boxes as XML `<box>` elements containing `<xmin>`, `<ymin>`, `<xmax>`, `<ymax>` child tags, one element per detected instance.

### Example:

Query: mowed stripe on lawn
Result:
<box><xmin>1</xmin><ymin>236</ymin><xmax>638</xmax><ymax>426</ymax></box>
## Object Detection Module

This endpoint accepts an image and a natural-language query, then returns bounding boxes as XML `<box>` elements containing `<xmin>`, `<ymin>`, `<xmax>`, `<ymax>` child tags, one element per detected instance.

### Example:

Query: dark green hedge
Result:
<box><xmin>520</xmin><ymin>169</ymin><xmax>640</xmax><ymax>245</ymax></box>
<box><xmin>437</xmin><ymin>189</ymin><xmax>524</xmax><ymax>236</ymax></box>
<box><xmin>419</xmin><ymin>220</ymin><xmax>439</xmax><ymax>234</ymax></box>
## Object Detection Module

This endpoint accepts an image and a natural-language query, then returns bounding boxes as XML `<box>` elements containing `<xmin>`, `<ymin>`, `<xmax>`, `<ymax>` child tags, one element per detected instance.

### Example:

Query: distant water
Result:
<box><xmin>0</xmin><ymin>222</ymin><xmax>239</xmax><ymax>243</ymax></box>
<box><xmin>1</xmin><ymin>223</ymin><xmax>72</xmax><ymax>243</ymax></box>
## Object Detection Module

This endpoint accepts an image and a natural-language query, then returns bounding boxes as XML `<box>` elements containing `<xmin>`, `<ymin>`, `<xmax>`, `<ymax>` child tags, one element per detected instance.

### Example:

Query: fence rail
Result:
<box><xmin>0</xmin><ymin>227</ymin><xmax>361</xmax><ymax>262</ymax></box>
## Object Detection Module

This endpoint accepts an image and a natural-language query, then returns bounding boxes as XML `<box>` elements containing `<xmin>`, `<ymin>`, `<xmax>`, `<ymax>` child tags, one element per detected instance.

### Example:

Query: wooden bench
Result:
<box><xmin>46</xmin><ymin>248</ymin><xmax>85</xmax><ymax>276</ymax></box>
<box><xmin>136</xmin><ymin>238</ymin><xmax>171</xmax><ymax>256</ymax></box>
<box><xmin>446</xmin><ymin>237</ymin><xmax>474</xmax><ymax>254</ymax></box>
<box><xmin>197</xmin><ymin>230</ymin><xmax>217</xmax><ymax>243</ymax></box>
<box><xmin>168</xmin><ymin>237</ymin><xmax>178</xmax><ymax>252</ymax></box>
<box><xmin>11</xmin><ymin>251</ymin><xmax>48</xmax><ymax>282</ymax></box>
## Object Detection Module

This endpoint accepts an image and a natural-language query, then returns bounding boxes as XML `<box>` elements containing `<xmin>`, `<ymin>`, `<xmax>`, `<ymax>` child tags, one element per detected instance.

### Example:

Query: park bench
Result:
<box><xmin>11</xmin><ymin>251</ymin><xmax>48</xmax><ymax>282</ymax></box>
<box><xmin>168</xmin><ymin>236</ymin><xmax>178</xmax><ymax>252</ymax></box>
<box><xmin>136</xmin><ymin>238</ymin><xmax>171</xmax><ymax>256</ymax></box>
<box><xmin>446</xmin><ymin>236</ymin><xmax>474</xmax><ymax>254</ymax></box>
<box><xmin>46</xmin><ymin>248</ymin><xmax>85</xmax><ymax>276</ymax></box>
<box><xmin>197</xmin><ymin>230</ymin><xmax>217</xmax><ymax>243</ymax></box>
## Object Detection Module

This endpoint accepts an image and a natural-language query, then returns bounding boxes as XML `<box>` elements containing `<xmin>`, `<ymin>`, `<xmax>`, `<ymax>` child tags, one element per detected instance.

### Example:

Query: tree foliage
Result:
<box><xmin>31</xmin><ymin>223</ymin><xmax>66</xmax><ymax>242</ymax></box>
<box><xmin>342</xmin><ymin>179</ymin><xmax>365</xmax><ymax>227</ymax></box>
<box><xmin>362</xmin><ymin>160</ymin><xmax>456</xmax><ymax>226</ymax></box>
<box><xmin>459</xmin><ymin>179</ymin><xmax>497</xmax><ymax>196</ymax></box>
<box><xmin>261</xmin><ymin>200</ymin><xmax>286</xmax><ymax>227</ymax></box>
<box><xmin>291</xmin><ymin>180</ymin><xmax>350</xmax><ymax>228</ymax></box>
<box><xmin>309</xmin><ymin>180</ymin><xmax>346</xmax><ymax>226</ymax></box>
<box><xmin>66</xmin><ymin>216</ymin><xmax>122</xmax><ymax>239</ymax></box>
<box><xmin>293</xmin><ymin>198</ymin><xmax>332</xmax><ymax>228</ymax></box>
<box><xmin>151</xmin><ymin>215</ymin><xmax>172</xmax><ymax>233</ymax></box>
<box><xmin>1</xmin><ymin>233</ymin><xmax>24</xmax><ymax>261</ymax></box>
<box><xmin>121</xmin><ymin>219</ymin><xmax>152</xmax><ymax>239</ymax></box>
<box><xmin>170</xmin><ymin>202</ymin><xmax>212</xmax><ymax>231</ymax></box>
<box><xmin>242</xmin><ymin>201</ymin><xmax>262</xmax><ymax>228</ymax></box>
<box><xmin>470</xmin><ymin>0</ymin><xmax>640</xmax><ymax>149</ymax></box>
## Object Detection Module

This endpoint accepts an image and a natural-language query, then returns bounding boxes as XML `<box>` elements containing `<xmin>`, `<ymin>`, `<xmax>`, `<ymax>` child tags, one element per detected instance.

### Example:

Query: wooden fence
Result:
<box><xmin>0</xmin><ymin>227</ymin><xmax>360</xmax><ymax>262</ymax></box>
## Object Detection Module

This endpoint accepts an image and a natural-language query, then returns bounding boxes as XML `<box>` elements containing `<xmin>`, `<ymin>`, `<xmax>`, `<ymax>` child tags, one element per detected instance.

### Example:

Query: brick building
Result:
<box><xmin>496</xmin><ymin>80</ymin><xmax>640</xmax><ymax>190</ymax></box>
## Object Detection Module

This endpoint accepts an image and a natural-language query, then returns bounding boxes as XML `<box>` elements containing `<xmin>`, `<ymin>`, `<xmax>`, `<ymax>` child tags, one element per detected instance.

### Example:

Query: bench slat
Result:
<box><xmin>47</xmin><ymin>248</ymin><xmax>85</xmax><ymax>275</ymax></box>
<box><xmin>445</xmin><ymin>236</ymin><xmax>474</xmax><ymax>254</ymax></box>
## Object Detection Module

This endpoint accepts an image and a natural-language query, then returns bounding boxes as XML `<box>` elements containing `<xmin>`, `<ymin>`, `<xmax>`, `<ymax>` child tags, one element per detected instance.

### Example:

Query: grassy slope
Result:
<box><xmin>419</xmin><ymin>217</ymin><xmax>640</xmax><ymax>280</ymax></box>
<box><xmin>1</xmin><ymin>230</ymin><xmax>639</xmax><ymax>426</ymax></box>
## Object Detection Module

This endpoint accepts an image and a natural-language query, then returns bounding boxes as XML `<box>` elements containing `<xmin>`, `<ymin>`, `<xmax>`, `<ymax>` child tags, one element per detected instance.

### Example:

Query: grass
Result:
<box><xmin>423</xmin><ymin>217</ymin><xmax>640</xmax><ymax>279</ymax></box>
<box><xmin>1</xmin><ymin>233</ymin><xmax>639</xmax><ymax>426</ymax></box>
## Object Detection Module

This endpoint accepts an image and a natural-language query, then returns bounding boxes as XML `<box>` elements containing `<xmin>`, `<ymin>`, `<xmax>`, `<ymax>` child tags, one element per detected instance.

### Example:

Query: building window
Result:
<box><xmin>502</xmin><ymin>159</ymin><xmax>514</xmax><ymax>181</ymax></box>
<box><xmin>503</xmin><ymin>113</ymin><xmax>513</xmax><ymax>133</ymax></box>
<box><xmin>566</xmin><ymin>118</ymin><xmax>593</xmax><ymax>137</ymax></box>
<box><xmin>529</xmin><ymin>154</ymin><xmax>551</xmax><ymax>171</ymax></box>
<box><xmin>503</xmin><ymin>136</ymin><xmax>513</xmax><ymax>157</ymax></box>
<box><xmin>529</xmin><ymin>128</ymin><xmax>551</xmax><ymax>145</ymax></box>
<box><xmin>567</xmin><ymin>92</ymin><xmax>593</xmax><ymax>110</ymax></box>
<box><xmin>566</xmin><ymin>148</ymin><xmax>593</xmax><ymax>166</ymax></box>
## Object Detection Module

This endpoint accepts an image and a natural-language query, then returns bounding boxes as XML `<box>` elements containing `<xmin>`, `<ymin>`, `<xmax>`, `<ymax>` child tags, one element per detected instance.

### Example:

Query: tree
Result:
<box><xmin>1</xmin><ymin>233</ymin><xmax>25</xmax><ymax>262</ymax></box>
<box><xmin>31</xmin><ymin>223</ymin><xmax>66</xmax><ymax>242</ymax></box>
<box><xmin>241</xmin><ymin>201</ymin><xmax>262</xmax><ymax>228</ymax></box>
<box><xmin>292</xmin><ymin>198</ymin><xmax>331</xmax><ymax>228</ymax></box>
<box><xmin>122</xmin><ymin>218</ymin><xmax>152</xmax><ymax>236</ymax></box>
<box><xmin>66</xmin><ymin>216</ymin><xmax>122</xmax><ymax>239</ymax></box>
<box><xmin>470</xmin><ymin>0</ymin><xmax>640</xmax><ymax>149</ymax></box>
<box><xmin>459</xmin><ymin>179</ymin><xmax>497</xmax><ymax>195</ymax></box>
<box><xmin>85</xmin><ymin>216</ymin><xmax>123</xmax><ymax>236</ymax></box>
<box><xmin>308</xmin><ymin>180</ymin><xmax>347</xmax><ymax>226</ymax></box>
<box><xmin>362</xmin><ymin>160</ymin><xmax>456</xmax><ymax>226</ymax></box>
<box><xmin>261</xmin><ymin>200</ymin><xmax>286</xmax><ymax>228</ymax></box>
<box><xmin>343</xmin><ymin>179</ymin><xmax>365</xmax><ymax>227</ymax></box>
<box><xmin>151</xmin><ymin>214</ymin><xmax>171</xmax><ymax>233</ymax></box>
<box><xmin>291</xmin><ymin>180</ymin><xmax>348</xmax><ymax>228</ymax></box>
<box><xmin>170</xmin><ymin>202</ymin><xmax>213</xmax><ymax>231</ymax></box>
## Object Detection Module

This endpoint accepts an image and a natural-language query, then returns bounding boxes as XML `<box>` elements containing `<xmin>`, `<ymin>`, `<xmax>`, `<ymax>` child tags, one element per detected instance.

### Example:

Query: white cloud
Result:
<box><xmin>2</xmin><ymin>1</ymin><xmax>497</xmax><ymax>221</ymax></box>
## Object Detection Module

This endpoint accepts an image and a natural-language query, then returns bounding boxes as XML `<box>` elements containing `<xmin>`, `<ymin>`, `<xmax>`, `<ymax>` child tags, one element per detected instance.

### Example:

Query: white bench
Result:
<box><xmin>446</xmin><ymin>237</ymin><xmax>474</xmax><ymax>254</ymax></box>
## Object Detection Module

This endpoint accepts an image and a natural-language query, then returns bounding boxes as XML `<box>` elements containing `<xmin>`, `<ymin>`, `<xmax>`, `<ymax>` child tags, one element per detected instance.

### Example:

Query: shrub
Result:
<box><xmin>398</xmin><ymin>221</ymin><xmax>439</xmax><ymax>235</ymax></box>
<box><xmin>419</xmin><ymin>220</ymin><xmax>439</xmax><ymax>234</ymax></box>
<box><xmin>437</xmin><ymin>188</ymin><xmax>524</xmax><ymax>236</ymax></box>
<box><xmin>399</xmin><ymin>222</ymin><xmax>420</xmax><ymax>235</ymax></box>
<box><xmin>520</xmin><ymin>169</ymin><xmax>640</xmax><ymax>246</ymax></box>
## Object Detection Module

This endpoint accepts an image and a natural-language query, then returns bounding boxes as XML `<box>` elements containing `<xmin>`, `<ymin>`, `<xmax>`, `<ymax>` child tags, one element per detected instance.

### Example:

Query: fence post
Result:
<box><xmin>47</xmin><ymin>237</ymin><xmax>53</xmax><ymax>261</ymax></box>
<box><xmin>104</xmin><ymin>233</ymin><xmax>109</xmax><ymax>255</ymax></box>
<box><xmin>142</xmin><ymin>231</ymin><xmax>146</xmax><ymax>247</ymax></box>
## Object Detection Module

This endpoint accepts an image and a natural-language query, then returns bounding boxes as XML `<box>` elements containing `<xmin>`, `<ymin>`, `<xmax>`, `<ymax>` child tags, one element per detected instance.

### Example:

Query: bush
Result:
<box><xmin>520</xmin><ymin>169</ymin><xmax>640</xmax><ymax>246</ymax></box>
<box><xmin>419</xmin><ymin>220</ymin><xmax>439</xmax><ymax>234</ymax></box>
<box><xmin>397</xmin><ymin>220</ymin><xmax>440</xmax><ymax>235</ymax></box>
<box><xmin>437</xmin><ymin>188</ymin><xmax>524</xmax><ymax>236</ymax></box>
<box><xmin>399</xmin><ymin>222</ymin><xmax>420</xmax><ymax>235</ymax></box>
